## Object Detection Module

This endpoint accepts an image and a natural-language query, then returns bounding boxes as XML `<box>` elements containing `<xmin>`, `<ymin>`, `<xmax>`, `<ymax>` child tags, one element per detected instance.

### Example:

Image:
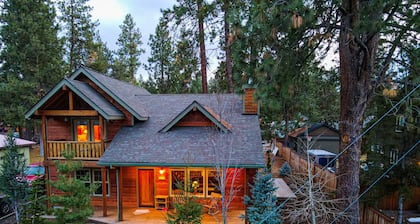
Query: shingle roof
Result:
<box><xmin>98</xmin><ymin>94</ymin><xmax>264</xmax><ymax>168</ymax></box>
<box><xmin>72</xmin><ymin>66</ymin><xmax>150</xmax><ymax>120</ymax></box>
<box><xmin>69</xmin><ymin>80</ymin><xmax>125</xmax><ymax>120</ymax></box>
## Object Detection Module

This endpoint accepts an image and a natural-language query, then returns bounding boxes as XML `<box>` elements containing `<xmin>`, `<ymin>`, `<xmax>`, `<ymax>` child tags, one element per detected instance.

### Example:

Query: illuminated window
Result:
<box><xmin>206</xmin><ymin>170</ymin><xmax>220</xmax><ymax>196</ymax></box>
<box><xmin>170</xmin><ymin>169</ymin><xmax>185</xmax><ymax>195</ymax></box>
<box><xmin>74</xmin><ymin>119</ymin><xmax>101</xmax><ymax>142</ymax></box>
<box><xmin>189</xmin><ymin>170</ymin><xmax>204</xmax><ymax>196</ymax></box>
<box><xmin>170</xmin><ymin>168</ymin><xmax>220</xmax><ymax>198</ymax></box>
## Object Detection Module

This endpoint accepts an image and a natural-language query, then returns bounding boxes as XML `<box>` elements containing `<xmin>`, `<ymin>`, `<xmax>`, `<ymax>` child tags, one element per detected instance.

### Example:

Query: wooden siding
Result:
<box><xmin>155</xmin><ymin>167</ymin><xmax>169</xmax><ymax>196</ymax></box>
<box><xmin>176</xmin><ymin>110</ymin><xmax>214</xmax><ymax>127</ymax></box>
<box><xmin>47</xmin><ymin>117</ymin><xmax>72</xmax><ymax>141</ymax></box>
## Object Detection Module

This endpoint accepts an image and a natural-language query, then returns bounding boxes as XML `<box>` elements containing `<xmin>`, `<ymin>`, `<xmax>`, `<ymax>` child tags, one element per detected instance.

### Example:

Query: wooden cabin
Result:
<box><xmin>25</xmin><ymin>66</ymin><xmax>264</xmax><ymax>221</ymax></box>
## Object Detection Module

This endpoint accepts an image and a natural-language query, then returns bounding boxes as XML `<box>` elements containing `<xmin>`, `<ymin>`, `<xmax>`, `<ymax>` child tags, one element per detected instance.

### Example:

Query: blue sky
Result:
<box><xmin>89</xmin><ymin>0</ymin><xmax>177</xmax><ymax>79</ymax></box>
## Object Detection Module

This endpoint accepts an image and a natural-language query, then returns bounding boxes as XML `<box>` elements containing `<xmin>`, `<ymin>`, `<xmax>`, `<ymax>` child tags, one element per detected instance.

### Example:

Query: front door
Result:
<box><xmin>138</xmin><ymin>169</ymin><xmax>154</xmax><ymax>206</ymax></box>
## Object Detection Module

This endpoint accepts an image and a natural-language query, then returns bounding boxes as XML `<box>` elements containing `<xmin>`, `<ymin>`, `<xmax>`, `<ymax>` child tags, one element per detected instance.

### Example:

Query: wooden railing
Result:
<box><xmin>46</xmin><ymin>141</ymin><xmax>107</xmax><ymax>160</ymax></box>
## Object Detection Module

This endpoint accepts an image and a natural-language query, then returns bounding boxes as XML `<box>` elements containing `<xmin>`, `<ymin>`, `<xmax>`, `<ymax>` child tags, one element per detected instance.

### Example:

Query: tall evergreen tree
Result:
<box><xmin>50</xmin><ymin>151</ymin><xmax>93</xmax><ymax>223</ymax></box>
<box><xmin>0</xmin><ymin>134</ymin><xmax>28</xmax><ymax>223</ymax></box>
<box><xmin>145</xmin><ymin>17</ymin><xmax>176</xmax><ymax>93</ymax></box>
<box><xmin>0</xmin><ymin>0</ymin><xmax>64</xmax><ymax>129</ymax></box>
<box><xmin>87</xmin><ymin>32</ymin><xmax>113</xmax><ymax>74</ymax></box>
<box><xmin>164</xmin><ymin>0</ymin><xmax>215</xmax><ymax>93</ymax></box>
<box><xmin>58</xmin><ymin>0</ymin><xmax>98</xmax><ymax>72</ymax></box>
<box><xmin>112</xmin><ymin>13</ymin><xmax>144</xmax><ymax>84</ymax></box>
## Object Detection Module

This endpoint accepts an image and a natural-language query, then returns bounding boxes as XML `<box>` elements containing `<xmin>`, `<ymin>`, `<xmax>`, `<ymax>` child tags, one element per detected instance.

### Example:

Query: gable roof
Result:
<box><xmin>0</xmin><ymin>134</ymin><xmax>36</xmax><ymax>149</ymax></box>
<box><xmin>25</xmin><ymin>78</ymin><xmax>125</xmax><ymax>120</ymax></box>
<box><xmin>98</xmin><ymin>94</ymin><xmax>264</xmax><ymax>168</ymax></box>
<box><xmin>288</xmin><ymin>123</ymin><xmax>338</xmax><ymax>138</ymax></box>
<box><xmin>70</xmin><ymin>66</ymin><xmax>150</xmax><ymax>121</ymax></box>
<box><xmin>159</xmin><ymin>100</ymin><xmax>232</xmax><ymax>133</ymax></box>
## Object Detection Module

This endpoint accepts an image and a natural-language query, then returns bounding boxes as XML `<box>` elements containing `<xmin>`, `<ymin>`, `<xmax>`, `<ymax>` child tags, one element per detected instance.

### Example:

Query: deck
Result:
<box><xmin>89</xmin><ymin>207</ymin><xmax>245</xmax><ymax>224</ymax></box>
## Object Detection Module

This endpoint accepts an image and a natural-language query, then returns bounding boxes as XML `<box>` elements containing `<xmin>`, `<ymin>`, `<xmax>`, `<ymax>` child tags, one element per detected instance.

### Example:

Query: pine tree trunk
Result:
<box><xmin>197</xmin><ymin>0</ymin><xmax>208</xmax><ymax>93</ymax></box>
<box><xmin>397</xmin><ymin>193</ymin><xmax>403</xmax><ymax>224</ymax></box>
<box><xmin>223</xmin><ymin>0</ymin><xmax>233</xmax><ymax>93</ymax></box>
<box><xmin>337</xmin><ymin>1</ymin><xmax>379</xmax><ymax>223</ymax></box>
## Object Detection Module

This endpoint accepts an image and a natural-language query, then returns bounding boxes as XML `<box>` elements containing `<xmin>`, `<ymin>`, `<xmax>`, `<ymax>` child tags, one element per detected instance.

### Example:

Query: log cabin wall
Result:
<box><xmin>155</xmin><ymin>167</ymin><xmax>169</xmax><ymax>196</ymax></box>
<box><xmin>47</xmin><ymin>117</ymin><xmax>72</xmax><ymax>141</ymax></box>
<box><xmin>226</xmin><ymin>168</ymin><xmax>245</xmax><ymax>209</ymax></box>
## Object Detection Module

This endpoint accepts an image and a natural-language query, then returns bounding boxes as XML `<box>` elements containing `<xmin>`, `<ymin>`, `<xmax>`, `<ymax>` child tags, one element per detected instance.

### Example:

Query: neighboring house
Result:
<box><xmin>0</xmin><ymin>134</ymin><xmax>36</xmax><ymax>166</ymax></box>
<box><xmin>25</xmin><ymin>66</ymin><xmax>264</xmax><ymax>220</ymax></box>
<box><xmin>288</xmin><ymin>123</ymin><xmax>339</xmax><ymax>154</ymax></box>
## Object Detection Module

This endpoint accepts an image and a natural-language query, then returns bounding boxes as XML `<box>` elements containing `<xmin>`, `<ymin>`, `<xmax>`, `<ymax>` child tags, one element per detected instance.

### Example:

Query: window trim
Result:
<box><xmin>72</xmin><ymin>118</ymin><xmax>102</xmax><ymax>142</ymax></box>
<box><xmin>169</xmin><ymin>168</ymin><xmax>220</xmax><ymax>198</ymax></box>
<box><xmin>74</xmin><ymin>168</ymin><xmax>110</xmax><ymax>197</ymax></box>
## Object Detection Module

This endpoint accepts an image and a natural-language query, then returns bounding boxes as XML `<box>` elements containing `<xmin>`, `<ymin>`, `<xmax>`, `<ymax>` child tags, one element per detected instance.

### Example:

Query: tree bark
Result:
<box><xmin>337</xmin><ymin>0</ymin><xmax>379</xmax><ymax>223</ymax></box>
<box><xmin>223</xmin><ymin>0</ymin><xmax>234</xmax><ymax>93</ymax></box>
<box><xmin>197</xmin><ymin>0</ymin><xmax>208</xmax><ymax>93</ymax></box>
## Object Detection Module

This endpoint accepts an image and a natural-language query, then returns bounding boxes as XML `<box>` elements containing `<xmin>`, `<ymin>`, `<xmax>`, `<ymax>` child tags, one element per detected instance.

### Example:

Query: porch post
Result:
<box><xmin>101</xmin><ymin>167</ymin><xmax>107</xmax><ymax>216</ymax></box>
<box><xmin>116</xmin><ymin>167</ymin><xmax>124</xmax><ymax>221</ymax></box>
<box><xmin>42</xmin><ymin>115</ymin><xmax>51</xmax><ymax>209</ymax></box>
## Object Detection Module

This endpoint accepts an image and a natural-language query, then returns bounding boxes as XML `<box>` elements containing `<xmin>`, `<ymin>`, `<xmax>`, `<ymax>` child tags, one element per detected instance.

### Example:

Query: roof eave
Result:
<box><xmin>71</xmin><ymin>67</ymin><xmax>148</xmax><ymax>121</ymax></box>
<box><xmin>97</xmin><ymin>161</ymin><xmax>264</xmax><ymax>168</ymax></box>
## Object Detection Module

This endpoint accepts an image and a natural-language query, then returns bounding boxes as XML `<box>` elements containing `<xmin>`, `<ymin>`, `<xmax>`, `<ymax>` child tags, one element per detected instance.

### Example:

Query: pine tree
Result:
<box><xmin>145</xmin><ymin>17</ymin><xmax>175</xmax><ymax>93</ymax></box>
<box><xmin>20</xmin><ymin>177</ymin><xmax>47</xmax><ymax>224</ymax></box>
<box><xmin>0</xmin><ymin>134</ymin><xmax>28</xmax><ymax>222</ymax></box>
<box><xmin>164</xmin><ymin>0</ymin><xmax>215</xmax><ymax>93</ymax></box>
<box><xmin>112</xmin><ymin>14</ymin><xmax>144</xmax><ymax>84</ymax></box>
<box><xmin>50</xmin><ymin>150</ymin><xmax>93</xmax><ymax>224</ymax></box>
<box><xmin>243</xmin><ymin>168</ymin><xmax>281</xmax><ymax>224</ymax></box>
<box><xmin>58</xmin><ymin>0</ymin><xmax>98</xmax><ymax>72</ymax></box>
<box><xmin>86</xmin><ymin>32</ymin><xmax>113</xmax><ymax>74</ymax></box>
<box><xmin>0</xmin><ymin>0</ymin><xmax>64</xmax><ymax>128</ymax></box>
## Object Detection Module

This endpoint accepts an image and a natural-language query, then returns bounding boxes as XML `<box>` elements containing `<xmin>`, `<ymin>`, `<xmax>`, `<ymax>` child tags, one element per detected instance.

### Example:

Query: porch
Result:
<box><xmin>89</xmin><ymin>207</ymin><xmax>245</xmax><ymax>224</ymax></box>
<box><xmin>45</xmin><ymin>140</ymin><xmax>109</xmax><ymax>160</ymax></box>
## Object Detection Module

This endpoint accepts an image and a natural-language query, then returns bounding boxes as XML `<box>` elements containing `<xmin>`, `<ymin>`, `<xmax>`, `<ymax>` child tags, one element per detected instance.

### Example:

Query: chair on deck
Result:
<box><xmin>203</xmin><ymin>193</ymin><xmax>220</xmax><ymax>215</ymax></box>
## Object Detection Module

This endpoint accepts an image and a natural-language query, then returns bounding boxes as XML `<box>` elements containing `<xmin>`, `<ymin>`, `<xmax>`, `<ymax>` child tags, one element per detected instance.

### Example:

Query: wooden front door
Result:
<box><xmin>138</xmin><ymin>169</ymin><xmax>154</xmax><ymax>206</ymax></box>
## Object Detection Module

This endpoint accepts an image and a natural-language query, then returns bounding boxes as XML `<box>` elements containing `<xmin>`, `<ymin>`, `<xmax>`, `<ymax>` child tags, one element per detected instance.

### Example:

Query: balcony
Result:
<box><xmin>46</xmin><ymin>141</ymin><xmax>108</xmax><ymax>160</ymax></box>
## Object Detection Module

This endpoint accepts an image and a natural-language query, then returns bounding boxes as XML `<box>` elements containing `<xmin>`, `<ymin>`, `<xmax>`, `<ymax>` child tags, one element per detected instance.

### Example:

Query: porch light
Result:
<box><xmin>158</xmin><ymin>168</ymin><xmax>166</xmax><ymax>180</ymax></box>
<box><xmin>159</xmin><ymin>168</ymin><xmax>165</xmax><ymax>175</ymax></box>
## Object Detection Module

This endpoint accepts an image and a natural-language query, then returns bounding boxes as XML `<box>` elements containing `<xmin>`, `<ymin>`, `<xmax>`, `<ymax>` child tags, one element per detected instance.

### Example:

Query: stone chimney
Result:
<box><xmin>242</xmin><ymin>85</ymin><xmax>259</xmax><ymax>115</ymax></box>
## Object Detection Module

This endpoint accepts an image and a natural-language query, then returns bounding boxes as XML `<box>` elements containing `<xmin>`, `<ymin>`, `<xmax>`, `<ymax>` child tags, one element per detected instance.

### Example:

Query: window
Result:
<box><xmin>170</xmin><ymin>170</ymin><xmax>185</xmax><ymax>196</ymax></box>
<box><xmin>170</xmin><ymin>168</ymin><xmax>220</xmax><ymax>197</ymax></box>
<box><xmin>189</xmin><ymin>170</ymin><xmax>204</xmax><ymax>196</ymax></box>
<box><xmin>75</xmin><ymin>168</ymin><xmax>109</xmax><ymax>196</ymax></box>
<box><xmin>206</xmin><ymin>170</ymin><xmax>220</xmax><ymax>196</ymax></box>
<box><xmin>74</xmin><ymin>119</ymin><xmax>101</xmax><ymax>142</ymax></box>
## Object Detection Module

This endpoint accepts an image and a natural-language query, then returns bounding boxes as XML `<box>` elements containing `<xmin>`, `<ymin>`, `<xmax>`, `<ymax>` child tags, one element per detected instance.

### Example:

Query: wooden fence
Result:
<box><xmin>277</xmin><ymin>142</ymin><xmax>337</xmax><ymax>191</ymax></box>
<box><xmin>361</xmin><ymin>204</ymin><xmax>395</xmax><ymax>224</ymax></box>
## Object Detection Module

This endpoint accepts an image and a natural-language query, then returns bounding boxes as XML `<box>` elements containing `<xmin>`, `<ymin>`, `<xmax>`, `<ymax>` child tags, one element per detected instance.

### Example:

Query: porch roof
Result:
<box><xmin>25</xmin><ymin>78</ymin><xmax>125</xmax><ymax>120</ymax></box>
<box><xmin>98</xmin><ymin>94</ymin><xmax>264</xmax><ymax>168</ymax></box>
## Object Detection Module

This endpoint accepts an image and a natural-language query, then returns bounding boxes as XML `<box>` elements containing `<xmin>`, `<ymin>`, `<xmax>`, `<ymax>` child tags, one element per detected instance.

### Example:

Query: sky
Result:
<box><xmin>88</xmin><ymin>0</ymin><xmax>177</xmax><ymax>79</ymax></box>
